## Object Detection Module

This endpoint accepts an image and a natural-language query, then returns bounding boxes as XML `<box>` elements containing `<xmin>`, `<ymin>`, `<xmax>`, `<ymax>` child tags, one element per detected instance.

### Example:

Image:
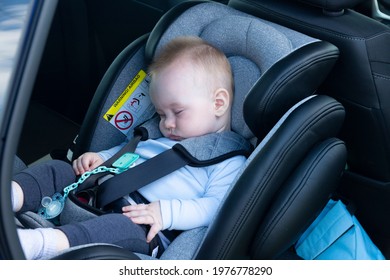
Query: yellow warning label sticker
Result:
<box><xmin>103</xmin><ymin>70</ymin><xmax>147</xmax><ymax>121</ymax></box>
<box><xmin>103</xmin><ymin>69</ymin><xmax>155</xmax><ymax>135</ymax></box>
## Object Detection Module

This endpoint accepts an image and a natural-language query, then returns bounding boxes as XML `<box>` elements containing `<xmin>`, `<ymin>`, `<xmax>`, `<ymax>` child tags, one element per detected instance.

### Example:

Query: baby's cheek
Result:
<box><xmin>159</xmin><ymin>123</ymin><xmax>166</xmax><ymax>135</ymax></box>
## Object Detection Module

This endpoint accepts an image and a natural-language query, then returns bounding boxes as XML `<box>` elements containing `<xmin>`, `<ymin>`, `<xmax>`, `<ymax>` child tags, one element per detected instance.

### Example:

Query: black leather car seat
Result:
<box><xmin>228</xmin><ymin>0</ymin><xmax>390</xmax><ymax>260</ymax></box>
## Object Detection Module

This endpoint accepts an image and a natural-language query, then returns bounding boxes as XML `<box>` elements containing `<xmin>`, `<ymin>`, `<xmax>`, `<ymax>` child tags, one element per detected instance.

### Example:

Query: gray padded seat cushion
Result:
<box><xmin>89</xmin><ymin>46</ymin><xmax>149</xmax><ymax>152</ymax></box>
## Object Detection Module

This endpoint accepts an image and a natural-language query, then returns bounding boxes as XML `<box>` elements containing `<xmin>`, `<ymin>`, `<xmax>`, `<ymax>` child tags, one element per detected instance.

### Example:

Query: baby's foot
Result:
<box><xmin>17</xmin><ymin>228</ymin><xmax>60</xmax><ymax>260</ymax></box>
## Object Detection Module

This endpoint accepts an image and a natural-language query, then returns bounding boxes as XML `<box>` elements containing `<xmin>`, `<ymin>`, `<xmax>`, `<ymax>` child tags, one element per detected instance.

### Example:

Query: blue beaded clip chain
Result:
<box><xmin>37</xmin><ymin>153</ymin><xmax>140</xmax><ymax>220</ymax></box>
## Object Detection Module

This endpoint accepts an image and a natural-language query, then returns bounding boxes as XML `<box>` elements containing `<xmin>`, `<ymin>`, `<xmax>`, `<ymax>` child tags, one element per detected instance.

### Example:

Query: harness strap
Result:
<box><xmin>96</xmin><ymin>148</ymin><xmax>191</xmax><ymax>208</ymax></box>
<box><xmin>79</xmin><ymin>130</ymin><xmax>252</xmax><ymax>209</ymax></box>
<box><xmin>105</xmin><ymin>134</ymin><xmax>143</xmax><ymax>166</ymax></box>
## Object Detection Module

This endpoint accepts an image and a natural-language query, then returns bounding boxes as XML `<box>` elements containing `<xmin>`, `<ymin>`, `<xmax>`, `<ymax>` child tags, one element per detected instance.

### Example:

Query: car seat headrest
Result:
<box><xmin>145</xmin><ymin>1</ymin><xmax>319</xmax><ymax>140</ymax></box>
<box><xmin>243</xmin><ymin>40</ymin><xmax>339</xmax><ymax>140</ymax></box>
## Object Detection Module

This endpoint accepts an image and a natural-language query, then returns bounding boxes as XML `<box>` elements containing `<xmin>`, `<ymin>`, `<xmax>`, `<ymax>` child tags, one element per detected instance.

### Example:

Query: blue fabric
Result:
<box><xmin>14</xmin><ymin>160</ymin><xmax>76</xmax><ymax>213</ymax></box>
<box><xmin>59</xmin><ymin>213</ymin><xmax>150</xmax><ymax>255</ymax></box>
<box><xmin>295</xmin><ymin>199</ymin><xmax>385</xmax><ymax>260</ymax></box>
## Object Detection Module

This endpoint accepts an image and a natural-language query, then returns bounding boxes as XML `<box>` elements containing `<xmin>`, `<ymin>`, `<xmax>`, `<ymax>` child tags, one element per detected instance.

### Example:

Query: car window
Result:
<box><xmin>0</xmin><ymin>0</ymin><xmax>30</xmax><ymax>119</ymax></box>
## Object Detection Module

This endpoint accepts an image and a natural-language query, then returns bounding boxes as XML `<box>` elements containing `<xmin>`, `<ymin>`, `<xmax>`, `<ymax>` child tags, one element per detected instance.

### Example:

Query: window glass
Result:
<box><xmin>0</xmin><ymin>0</ymin><xmax>30</xmax><ymax>114</ymax></box>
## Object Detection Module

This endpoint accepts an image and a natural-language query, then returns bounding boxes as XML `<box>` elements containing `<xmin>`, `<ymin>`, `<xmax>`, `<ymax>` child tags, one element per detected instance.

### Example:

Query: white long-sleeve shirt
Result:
<box><xmin>98</xmin><ymin>137</ymin><xmax>246</xmax><ymax>231</ymax></box>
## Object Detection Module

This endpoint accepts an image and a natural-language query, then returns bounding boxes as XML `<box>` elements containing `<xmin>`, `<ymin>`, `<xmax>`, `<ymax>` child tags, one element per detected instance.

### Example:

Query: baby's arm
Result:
<box><xmin>122</xmin><ymin>201</ymin><xmax>163</xmax><ymax>243</ymax></box>
<box><xmin>72</xmin><ymin>140</ymin><xmax>128</xmax><ymax>175</ymax></box>
<box><xmin>72</xmin><ymin>152</ymin><xmax>104</xmax><ymax>175</ymax></box>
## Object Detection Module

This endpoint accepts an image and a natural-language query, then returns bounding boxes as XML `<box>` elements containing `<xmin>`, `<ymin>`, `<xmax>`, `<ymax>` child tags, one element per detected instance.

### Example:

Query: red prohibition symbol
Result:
<box><xmin>114</xmin><ymin>111</ymin><xmax>133</xmax><ymax>130</ymax></box>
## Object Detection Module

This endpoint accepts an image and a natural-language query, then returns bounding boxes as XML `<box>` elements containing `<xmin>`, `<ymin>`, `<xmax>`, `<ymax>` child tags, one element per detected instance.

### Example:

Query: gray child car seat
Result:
<box><xmin>18</xmin><ymin>1</ymin><xmax>346</xmax><ymax>260</ymax></box>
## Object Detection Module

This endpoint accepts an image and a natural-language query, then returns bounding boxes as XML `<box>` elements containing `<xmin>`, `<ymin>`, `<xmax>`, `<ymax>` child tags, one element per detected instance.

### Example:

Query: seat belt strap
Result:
<box><xmin>104</xmin><ymin>134</ymin><xmax>142</xmax><ymax>166</ymax></box>
<box><xmin>77</xmin><ymin>134</ymin><xmax>142</xmax><ymax>192</ymax></box>
<box><xmin>96</xmin><ymin>148</ymin><xmax>191</xmax><ymax>208</ymax></box>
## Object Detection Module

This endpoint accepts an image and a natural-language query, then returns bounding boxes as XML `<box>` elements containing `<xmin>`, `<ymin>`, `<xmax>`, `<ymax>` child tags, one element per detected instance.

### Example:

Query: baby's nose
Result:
<box><xmin>164</xmin><ymin>116</ymin><xmax>175</xmax><ymax>129</ymax></box>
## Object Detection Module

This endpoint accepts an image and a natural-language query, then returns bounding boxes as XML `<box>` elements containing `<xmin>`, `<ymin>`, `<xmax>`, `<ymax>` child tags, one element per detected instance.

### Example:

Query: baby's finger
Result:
<box><xmin>146</xmin><ymin>224</ymin><xmax>160</xmax><ymax>243</ymax></box>
<box><xmin>122</xmin><ymin>207</ymin><xmax>150</xmax><ymax>221</ymax></box>
<box><xmin>80</xmin><ymin>156</ymin><xmax>92</xmax><ymax>172</ymax></box>
<box><xmin>122</xmin><ymin>203</ymin><xmax>146</xmax><ymax>213</ymax></box>
<box><xmin>130</xmin><ymin>214</ymin><xmax>153</xmax><ymax>225</ymax></box>
<box><xmin>72</xmin><ymin>159</ymin><xmax>84</xmax><ymax>175</ymax></box>
<box><xmin>72</xmin><ymin>160</ymin><xmax>78</xmax><ymax>174</ymax></box>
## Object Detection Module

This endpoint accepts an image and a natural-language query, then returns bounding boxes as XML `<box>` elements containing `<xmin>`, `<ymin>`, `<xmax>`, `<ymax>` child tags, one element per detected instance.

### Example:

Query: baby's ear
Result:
<box><xmin>214</xmin><ymin>88</ymin><xmax>230</xmax><ymax>117</ymax></box>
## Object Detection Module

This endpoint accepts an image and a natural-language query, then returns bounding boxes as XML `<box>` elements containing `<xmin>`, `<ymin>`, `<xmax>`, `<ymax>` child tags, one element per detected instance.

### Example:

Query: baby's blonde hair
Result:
<box><xmin>148</xmin><ymin>36</ymin><xmax>234</xmax><ymax>98</ymax></box>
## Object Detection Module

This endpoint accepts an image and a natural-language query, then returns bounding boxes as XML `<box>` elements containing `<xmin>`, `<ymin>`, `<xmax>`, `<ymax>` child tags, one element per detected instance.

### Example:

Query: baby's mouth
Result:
<box><xmin>168</xmin><ymin>134</ymin><xmax>183</xmax><ymax>141</ymax></box>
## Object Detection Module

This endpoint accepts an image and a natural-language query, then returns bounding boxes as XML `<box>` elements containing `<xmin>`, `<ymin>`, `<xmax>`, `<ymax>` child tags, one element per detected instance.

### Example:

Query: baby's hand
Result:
<box><xmin>72</xmin><ymin>152</ymin><xmax>104</xmax><ymax>175</ymax></box>
<box><xmin>122</xmin><ymin>201</ymin><xmax>163</xmax><ymax>243</ymax></box>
